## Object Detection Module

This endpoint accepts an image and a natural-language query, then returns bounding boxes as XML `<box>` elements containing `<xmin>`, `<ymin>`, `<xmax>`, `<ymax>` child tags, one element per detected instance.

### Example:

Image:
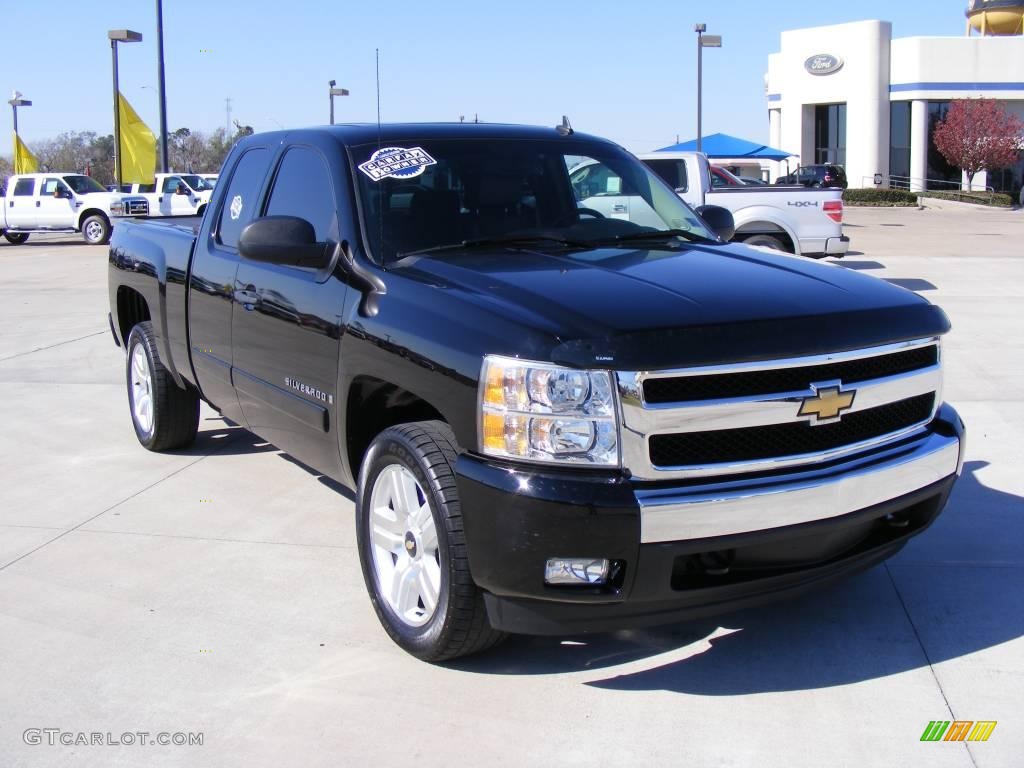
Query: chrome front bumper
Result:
<box><xmin>635</xmin><ymin>418</ymin><xmax>962</xmax><ymax>543</ymax></box>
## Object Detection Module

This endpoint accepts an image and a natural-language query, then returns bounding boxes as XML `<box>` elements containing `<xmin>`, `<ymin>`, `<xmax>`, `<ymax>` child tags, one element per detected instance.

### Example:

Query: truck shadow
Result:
<box><xmin>451</xmin><ymin>461</ymin><xmax>1024</xmax><ymax>694</ymax></box>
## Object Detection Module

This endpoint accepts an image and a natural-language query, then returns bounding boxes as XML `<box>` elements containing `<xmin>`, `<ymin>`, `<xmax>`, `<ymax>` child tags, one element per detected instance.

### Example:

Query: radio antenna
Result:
<box><xmin>376</xmin><ymin>48</ymin><xmax>384</xmax><ymax>262</ymax></box>
<box><xmin>376</xmin><ymin>48</ymin><xmax>382</xmax><ymax>148</ymax></box>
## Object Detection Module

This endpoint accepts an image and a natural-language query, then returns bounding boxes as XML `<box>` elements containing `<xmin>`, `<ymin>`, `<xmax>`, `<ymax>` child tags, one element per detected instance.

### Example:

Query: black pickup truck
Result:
<box><xmin>108</xmin><ymin>123</ymin><xmax>964</xmax><ymax>661</ymax></box>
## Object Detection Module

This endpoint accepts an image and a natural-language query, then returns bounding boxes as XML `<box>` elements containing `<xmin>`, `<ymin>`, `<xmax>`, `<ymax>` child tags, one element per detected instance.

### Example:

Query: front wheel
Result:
<box><xmin>126</xmin><ymin>322</ymin><xmax>199</xmax><ymax>451</ymax></box>
<box><xmin>4</xmin><ymin>232</ymin><xmax>29</xmax><ymax>245</ymax></box>
<box><xmin>81</xmin><ymin>214</ymin><xmax>111</xmax><ymax>245</ymax></box>
<box><xmin>356</xmin><ymin>421</ymin><xmax>506</xmax><ymax>661</ymax></box>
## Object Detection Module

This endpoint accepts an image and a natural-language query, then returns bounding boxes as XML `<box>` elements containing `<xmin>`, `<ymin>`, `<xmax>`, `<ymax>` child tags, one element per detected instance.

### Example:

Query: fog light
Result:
<box><xmin>544</xmin><ymin>558</ymin><xmax>610</xmax><ymax>585</ymax></box>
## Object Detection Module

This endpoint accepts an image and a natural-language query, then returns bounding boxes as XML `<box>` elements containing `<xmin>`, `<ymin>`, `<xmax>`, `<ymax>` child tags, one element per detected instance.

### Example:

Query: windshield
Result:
<box><xmin>350</xmin><ymin>138</ymin><xmax>716</xmax><ymax>263</ymax></box>
<box><xmin>63</xmin><ymin>175</ymin><xmax>106</xmax><ymax>195</ymax></box>
<box><xmin>180</xmin><ymin>175</ymin><xmax>208</xmax><ymax>192</ymax></box>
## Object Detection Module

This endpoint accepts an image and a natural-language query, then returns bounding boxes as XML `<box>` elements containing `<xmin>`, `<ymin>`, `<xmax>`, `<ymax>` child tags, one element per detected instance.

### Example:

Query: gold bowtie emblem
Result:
<box><xmin>799</xmin><ymin>385</ymin><xmax>855</xmax><ymax>423</ymax></box>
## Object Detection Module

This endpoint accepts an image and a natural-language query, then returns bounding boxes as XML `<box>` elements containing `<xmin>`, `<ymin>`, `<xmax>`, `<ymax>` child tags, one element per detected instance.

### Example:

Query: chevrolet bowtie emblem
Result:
<box><xmin>799</xmin><ymin>384</ymin><xmax>856</xmax><ymax>424</ymax></box>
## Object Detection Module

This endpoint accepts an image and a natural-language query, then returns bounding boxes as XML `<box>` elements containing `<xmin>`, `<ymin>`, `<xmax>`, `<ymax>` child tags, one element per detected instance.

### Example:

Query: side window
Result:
<box><xmin>644</xmin><ymin>159</ymin><xmax>687</xmax><ymax>192</ymax></box>
<box><xmin>216</xmin><ymin>148</ymin><xmax>270</xmax><ymax>249</ymax></box>
<box><xmin>40</xmin><ymin>178</ymin><xmax>61</xmax><ymax>196</ymax></box>
<box><xmin>13</xmin><ymin>178</ymin><xmax>35</xmax><ymax>196</ymax></box>
<box><xmin>138</xmin><ymin>183</ymin><xmax>156</xmax><ymax>193</ymax></box>
<box><xmin>570</xmin><ymin>162</ymin><xmax>624</xmax><ymax>200</ymax></box>
<box><xmin>162</xmin><ymin>176</ymin><xmax>181</xmax><ymax>193</ymax></box>
<box><xmin>264</xmin><ymin>147</ymin><xmax>336</xmax><ymax>242</ymax></box>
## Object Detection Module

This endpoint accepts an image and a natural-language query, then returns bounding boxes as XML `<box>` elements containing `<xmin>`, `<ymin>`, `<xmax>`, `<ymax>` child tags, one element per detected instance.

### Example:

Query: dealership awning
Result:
<box><xmin>655</xmin><ymin>133</ymin><xmax>795</xmax><ymax>161</ymax></box>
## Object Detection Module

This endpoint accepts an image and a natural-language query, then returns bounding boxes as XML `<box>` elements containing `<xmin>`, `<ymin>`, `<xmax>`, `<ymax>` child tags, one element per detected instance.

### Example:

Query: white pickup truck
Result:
<box><xmin>572</xmin><ymin>151</ymin><xmax>848</xmax><ymax>258</ymax></box>
<box><xmin>123</xmin><ymin>173</ymin><xmax>214</xmax><ymax>217</ymax></box>
<box><xmin>0</xmin><ymin>173</ymin><xmax>147</xmax><ymax>245</ymax></box>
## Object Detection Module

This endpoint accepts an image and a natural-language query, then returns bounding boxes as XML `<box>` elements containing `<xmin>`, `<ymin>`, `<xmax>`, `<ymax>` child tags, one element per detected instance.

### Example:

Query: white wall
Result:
<box><xmin>766</xmin><ymin>20</ymin><xmax>892</xmax><ymax>187</ymax></box>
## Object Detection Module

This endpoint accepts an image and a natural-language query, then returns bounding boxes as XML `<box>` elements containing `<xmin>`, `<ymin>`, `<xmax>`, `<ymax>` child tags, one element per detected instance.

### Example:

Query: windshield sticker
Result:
<box><xmin>358</xmin><ymin>146</ymin><xmax>437</xmax><ymax>182</ymax></box>
<box><xmin>230</xmin><ymin>195</ymin><xmax>243</xmax><ymax>220</ymax></box>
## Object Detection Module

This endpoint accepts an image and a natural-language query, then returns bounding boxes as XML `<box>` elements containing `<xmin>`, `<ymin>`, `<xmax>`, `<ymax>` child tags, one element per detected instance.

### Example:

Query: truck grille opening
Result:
<box><xmin>649</xmin><ymin>393</ymin><xmax>935</xmax><ymax>468</ymax></box>
<box><xmin>643</xmin><ymin>344</ymin><xmax>938</xmax><ymax>404</ymax></box>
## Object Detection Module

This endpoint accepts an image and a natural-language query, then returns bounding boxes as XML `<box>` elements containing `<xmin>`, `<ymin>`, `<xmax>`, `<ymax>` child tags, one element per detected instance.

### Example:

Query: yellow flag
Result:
<box><xmin>117</xmin><ymin>92</ymin><xmax>156</xmax><ymax>185</ymax></box>
<box><xmin>13</xmin><ymin>133</ymin><xmax>39</xmax><ymax>174</ymax></box>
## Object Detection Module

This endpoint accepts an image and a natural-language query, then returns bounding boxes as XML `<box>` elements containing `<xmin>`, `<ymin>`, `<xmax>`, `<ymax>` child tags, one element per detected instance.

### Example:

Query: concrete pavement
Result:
<box><xmin>0</xmin><ymin>211</ymin><xmax>1021</xmax><ymax>767</ymax></box>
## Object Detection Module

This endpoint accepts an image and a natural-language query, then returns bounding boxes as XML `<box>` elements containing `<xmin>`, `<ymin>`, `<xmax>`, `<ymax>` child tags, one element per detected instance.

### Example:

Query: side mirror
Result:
<box><xmin>239</xmin><ymin>216</ymin><xmax>331</xmax><ymax>269</ymax></box>
<box><xmin>695</xmin><ymin>205</ymin><xmax>735</xmax><ymax>242</ymax></box>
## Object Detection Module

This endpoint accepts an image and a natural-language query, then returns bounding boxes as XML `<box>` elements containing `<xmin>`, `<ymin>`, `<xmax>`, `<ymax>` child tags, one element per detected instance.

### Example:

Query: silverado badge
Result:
<box><xmin>799</xmin><ymin>384</ymin><xmax>855</xmax><ymax>424</ymax></box>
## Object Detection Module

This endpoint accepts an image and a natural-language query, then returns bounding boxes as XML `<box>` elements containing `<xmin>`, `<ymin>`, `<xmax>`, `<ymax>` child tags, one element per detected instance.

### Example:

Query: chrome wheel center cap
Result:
<box><xmin>404</xmin><ymin>530</ymin><xmax>419</xmax><ymax>559</ymax></box>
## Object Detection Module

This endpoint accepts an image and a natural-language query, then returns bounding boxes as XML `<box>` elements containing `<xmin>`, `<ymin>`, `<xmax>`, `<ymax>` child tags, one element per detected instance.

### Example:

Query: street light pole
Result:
<box><xmin>694</xmin><ymin>24</ymin><xmax>722</xmax><ymax>154</ymax></box>
<box><xmin>329</xmin><ymin>80</ymin><xmax>349</xmax><ymax>125</ymax></box>
<box><xmin>8</xmin><ymin>92</ymin><xmax>32</xmax><ymax>172</ymax></box>
<box><xmin>155</xmin><ymin>0</ymin><xmax>169</xmax><ymax>173</ymax></box>
<box><xmin>108</xmin><ymin>29</ymin><xmax>143</xmax><ymax>188</ymax></box>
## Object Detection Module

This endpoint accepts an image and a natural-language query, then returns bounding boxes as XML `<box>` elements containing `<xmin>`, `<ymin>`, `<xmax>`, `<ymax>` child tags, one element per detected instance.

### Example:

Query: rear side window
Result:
<box><xmin>643</xmin><ymin>159</ymin><xmax>687</xmax><ymax>192</ymax></box>
<box><xmin>264</xmin><ymin>147</ymin><xmax>337</xmax><ymax>242</ymax></box>
<box><xmin>13</xmin><ymin>179</ymin><xmax>35</xmax><ymax>196</ymax></box>
<box><xmin>216</xmin><ymin>148</ymin><xmax>270</xmax><ymax>248</ymax></box>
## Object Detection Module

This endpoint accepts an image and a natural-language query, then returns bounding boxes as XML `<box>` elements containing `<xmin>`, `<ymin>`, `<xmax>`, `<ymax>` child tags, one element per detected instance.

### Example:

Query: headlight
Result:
<box><xmin>479</xmin><ymin>355</ymin><xmax>619</xmax><ymax>466</ymax></box>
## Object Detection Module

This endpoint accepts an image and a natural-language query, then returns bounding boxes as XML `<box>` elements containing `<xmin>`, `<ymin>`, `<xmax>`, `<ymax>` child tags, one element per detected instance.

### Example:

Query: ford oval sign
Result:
<box><xmin>805</xmin><ymin>54</ymin><xmax>843</xmax><ymax>76</ymax></box>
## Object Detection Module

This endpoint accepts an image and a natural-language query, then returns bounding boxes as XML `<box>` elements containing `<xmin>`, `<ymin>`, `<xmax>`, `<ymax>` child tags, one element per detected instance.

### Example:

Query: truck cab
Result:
<box><xmin>126</xmin><ymin>173</ymin><xmax>214</xmax><ymax>217</ymax></box>
<box><xmin>1</xmin><ymin>173</ymin><xmax>142</xmax><ymax>245</ymax></box>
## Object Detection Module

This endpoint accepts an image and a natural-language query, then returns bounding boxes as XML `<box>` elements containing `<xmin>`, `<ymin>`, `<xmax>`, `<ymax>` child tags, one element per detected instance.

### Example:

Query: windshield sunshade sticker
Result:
<box><xmin>358</xmin><ymin>146</ymin><xmax>437</xmax><ymax>181</ymax></box>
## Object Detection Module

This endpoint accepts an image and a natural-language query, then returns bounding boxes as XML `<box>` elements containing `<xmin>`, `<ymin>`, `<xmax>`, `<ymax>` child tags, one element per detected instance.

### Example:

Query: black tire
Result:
<box><xmin>125</xmin><ymin>322</ymin><xmax>200</xmax><ymax>451</ymax></box>
<box><xmin>196</xmin><ymin>204</ymin><xmax>207</xmax><ymax>218</ymax></box>
<box><xmin>356</xmin><ymin>420</ymin><xmax>506</xmax><ymax>661</ymax></box>
<box><xmin>742</xmin><ymin>234</ymin><xmax>790</xmax><ymax>253</ymax></box>
<box><xmin>4</xmin><ymin>232</ymin><xmax>29</xmax><ymax>245</ymax></box>
<box><xmin>81</xmin><ymin>213</ymin><xmax>111</xmax><ymax>245</ymax></box>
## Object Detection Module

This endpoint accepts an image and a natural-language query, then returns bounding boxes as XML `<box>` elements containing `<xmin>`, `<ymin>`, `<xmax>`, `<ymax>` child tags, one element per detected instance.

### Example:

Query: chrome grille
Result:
<box><xmin>617</xmin><ymin>338</ymin><xmax>942</xmax><ymax>481</ymax></box>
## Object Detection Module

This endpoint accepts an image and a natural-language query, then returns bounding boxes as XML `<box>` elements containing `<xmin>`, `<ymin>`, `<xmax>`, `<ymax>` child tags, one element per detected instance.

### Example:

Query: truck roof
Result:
<box><xmin>239</xmin><ymin>122</ymin><xmax>618</xmax><ymax>148</ymax></box>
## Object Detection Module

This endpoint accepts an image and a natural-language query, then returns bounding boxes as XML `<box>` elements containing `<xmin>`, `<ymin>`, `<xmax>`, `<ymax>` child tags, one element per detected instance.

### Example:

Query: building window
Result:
<box><xmin>889</xmin><ymin>102</ymin><xmax>912</xmax><ymax>182</ymax></box>
<box><xmin>814</xmin><ymin>104</ymin><xmax>846</xmax><ymax>166</ymax></box>
<box><xmin>927</xmin><ymin>101</ymin><xmax>959</xmax><ymax>189</ymax></box>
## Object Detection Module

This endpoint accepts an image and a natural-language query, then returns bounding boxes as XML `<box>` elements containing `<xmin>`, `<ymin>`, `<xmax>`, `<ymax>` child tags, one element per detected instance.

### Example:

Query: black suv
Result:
<box><xmin>775</xmin><ymin>164</ymin><xmax>848</xmax><ymax>189</ymax></box>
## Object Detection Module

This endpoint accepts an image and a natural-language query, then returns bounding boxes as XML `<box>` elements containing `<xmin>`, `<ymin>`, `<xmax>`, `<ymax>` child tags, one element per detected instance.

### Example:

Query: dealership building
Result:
<box><xmin>765</xmin><ymin>1</ymin><xmax>1024</xmax><ymax>191</ymax></box>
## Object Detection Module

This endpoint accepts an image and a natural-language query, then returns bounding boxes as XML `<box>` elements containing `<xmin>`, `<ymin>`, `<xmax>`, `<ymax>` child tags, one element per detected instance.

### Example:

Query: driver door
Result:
<box><xmin>36</xmin><ymin>178</ymin><xmax>77</xmax><ymax>229</ymax></box>
<box><xmin>159</xmin><ymin>176</ymin><xmax>193</xmax><ymax>216</ymax></box>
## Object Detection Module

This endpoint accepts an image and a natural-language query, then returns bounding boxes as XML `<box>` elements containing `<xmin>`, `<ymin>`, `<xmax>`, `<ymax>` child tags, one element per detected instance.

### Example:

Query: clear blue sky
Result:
<box><xmin>5</xmin><ymin>0</ymin><xmax>971</xmax><ymax>154</ymax></box>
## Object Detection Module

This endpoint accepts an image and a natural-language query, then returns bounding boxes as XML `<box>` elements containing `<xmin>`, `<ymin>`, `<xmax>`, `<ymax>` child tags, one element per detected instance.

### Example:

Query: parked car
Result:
<box><xmin>739</xmin><ymin>175</ymin><xmax>768</xmax><ymax>185</ymax></box>
<box><xmin>1</xmin><ymin>173</ymin><xmax>146</xmax><ymax>245</ymax></box>
<box><xmin>107</xmin><ymin>123</ymin><xmax>964</xmax><ymax>661</ymax></box>
<box><xmin>710</xmin><ymin>165</ymin><xmax>745</xmax><ymax>187</ymax></box>
<box><xmin>775</xmin><ymin>164</ymin><xmax>849</xmax><ymax>189</ymax></box>
<box><xmin>629</xmin><ymin>152</ymin><xmax>848</xmax><ymax>257</ymax></box>
<box><xmin>123</xmin><ymin>173</ymin><xmax>215</xmax><ymax>217</ymax></box>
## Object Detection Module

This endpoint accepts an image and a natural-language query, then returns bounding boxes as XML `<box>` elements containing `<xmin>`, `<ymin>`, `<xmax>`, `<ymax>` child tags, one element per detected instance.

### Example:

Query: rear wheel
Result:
<box><xmin>81</xmin><ymin>214</ymin><xmax>111</xmax><ymax>245</ymax></box>
<box><xmin>742</xmin><ymin>234</ymin><xmax>789</xmax><ymax>253</ymax></box>
<box><xmin>4</xmin><ymin>232</ymin><xmax>29</xmax><ymax>245</ymax></box>
<box><xmin>356</xmin><ymin>420</ymin><xmax>506</xmax><ymax>661</ymax></box>
<box><xmin>125</xmin><ymin>322</ymin><xmax>199</xmax><ymax>451</ymax></box>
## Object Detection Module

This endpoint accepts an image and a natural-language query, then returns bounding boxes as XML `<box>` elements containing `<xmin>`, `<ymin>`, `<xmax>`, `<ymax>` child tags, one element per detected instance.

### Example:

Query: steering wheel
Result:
<box><xmin>576</xmin><ymin>207</ymin><xmax>605</xmax><ymax>219</ymax></box>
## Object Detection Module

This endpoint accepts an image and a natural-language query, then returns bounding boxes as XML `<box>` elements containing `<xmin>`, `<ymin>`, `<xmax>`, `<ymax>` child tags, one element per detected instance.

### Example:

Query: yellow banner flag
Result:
<box><xmin>117</xmin><ymin>92</ymin><xmax>156</xmax><ymax>185</ymax></box>
<box><xmin>13</xmin><ymin>133</ymin><xmax>39</xmax><ymax>174</ymax></box>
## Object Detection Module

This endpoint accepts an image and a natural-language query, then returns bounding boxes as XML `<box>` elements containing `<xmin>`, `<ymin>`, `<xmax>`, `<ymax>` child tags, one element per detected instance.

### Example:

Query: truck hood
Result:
<box><xmin>393</xmin><ymin>242</ymin><xmax>950</xmax><ymax>369</ymax></box>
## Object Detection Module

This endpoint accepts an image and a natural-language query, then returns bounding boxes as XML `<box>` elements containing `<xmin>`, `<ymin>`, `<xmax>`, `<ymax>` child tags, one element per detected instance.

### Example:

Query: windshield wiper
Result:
<box><xmin>591</xmin><ymin>228</ymin><xmax>718</xmax><ymax>247</ymax></box>
<box><xmin>398</xmin><ymin>235</ymin><xmax>592</xmax><ymax>258</ymax></box>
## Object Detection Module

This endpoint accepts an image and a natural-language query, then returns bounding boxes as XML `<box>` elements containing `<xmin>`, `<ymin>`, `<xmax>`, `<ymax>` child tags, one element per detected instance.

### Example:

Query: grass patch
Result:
<box><xmin>918</xmin><ymin>190</ymin><xmax>1014</xmax><ymax>208</ymax></box>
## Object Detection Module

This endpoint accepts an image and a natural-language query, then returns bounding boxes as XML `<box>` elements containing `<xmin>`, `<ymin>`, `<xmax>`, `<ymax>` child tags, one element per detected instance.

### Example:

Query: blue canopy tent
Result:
<box><xmin>655</xmin><ymin>133</ymin><xmax>793</xmax><ymax>161</ymax></box>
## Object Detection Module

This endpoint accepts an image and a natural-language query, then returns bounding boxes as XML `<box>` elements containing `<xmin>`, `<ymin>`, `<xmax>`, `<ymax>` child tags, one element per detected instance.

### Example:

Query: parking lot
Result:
<box><xmin>1</xmin><ymin>204</ymin><xmax>1021</xmax><ymax>767</ymax></box>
